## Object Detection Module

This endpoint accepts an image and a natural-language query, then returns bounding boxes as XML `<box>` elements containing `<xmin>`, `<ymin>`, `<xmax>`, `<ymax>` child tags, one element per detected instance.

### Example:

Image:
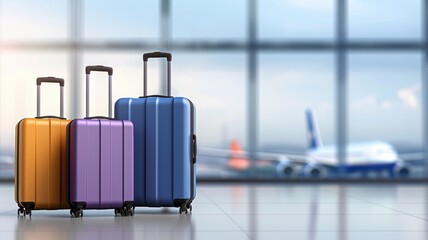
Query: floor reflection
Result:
<box><xmin>338</xmin><ymin>185</ymin><xmax>347</xmax><ymax>240</ymax></box>
<box><xmin>4</xmin><ymin>183</ymin><xmax>428</xmax><ymax>240</ymax></box>
<box><xmin>14</xmin><ymin>210</ymin><xmax>194</xmax><ymax>240</ymax></box>
<box><xmin>15</xmin><ymin>215</ymin><xmax>135</xmax><ymax>240</ymax></box>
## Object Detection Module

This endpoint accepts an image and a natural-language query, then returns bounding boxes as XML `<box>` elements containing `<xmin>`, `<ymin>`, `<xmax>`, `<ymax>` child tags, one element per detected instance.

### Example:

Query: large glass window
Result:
<box><xmin>259</xmin><ymin>53</ymin><xmax>336</xmax><ymax>152</ymax></box>
<box><xmin>348</xmin><ymin>0</ymin><xmax>421</xmax><ymax>40</ymax></box>
<box><xmin>348</xmin><ymin>53</ymin><xmax>423</xmax><ymax>178</ymax></box>
<box><xmin>0</xmin><ymin>0</ymin><xmax>68</xmax><ymax>41</ymax></box>
<box><xmin>0</xmin><ymin>50</ymin><xmax>68</xmax><ymax>179</ymax></box>
<box><xmin>259</xmin><ymin>0</ymin><xmax>335</xmax><ymax>40</ymax></box>
<box><xmin>0</xmin><ymin>0</ymin><xmax>425</xmax><ymax>180</ymax></box>
<box><xmin>83</xmin><ymin>0</ymin><xmax>159</xmax><ymax>40</ymax></box>
<box><xmin>172</xmin><ymin>0</ymin><xmax>246</xmax><ymax>40</ymax></box>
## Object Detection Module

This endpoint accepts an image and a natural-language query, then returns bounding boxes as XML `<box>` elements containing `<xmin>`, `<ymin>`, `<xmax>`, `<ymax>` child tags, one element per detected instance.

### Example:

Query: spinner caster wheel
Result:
<box><xmin>71</xmin><ymin>209</ymin><xmax>83</xmax><ymax>218</ymax></box>
<box><xmin>17</xmin><ymin>207</ymin><xmax>24</xmax><ymax>217</ymax></box>
<box><xmin>124</xmin><ymin>206</ymin><xmax>134</xmax><ymax>216</ymax></box>
<box><xmin>186</xmin><ymin>203</ymin><xmax>193</xmax><ymax>212</ymax></box>
<box><xmin>78</xmin><ymin>209</ymin><xmax>83</xmax><ymax>218</ymax></box>
<box><xmin>179</xmin><ymin>205</ymin><xmax>188</xmax><ymax>214</ymax></box>
<box><xmin>114</xmin><ymin>208</ymin><xmax>121</xmax><ymax>216</ymax></box>
<box><xmin>24</xmin><ymin>209</ymin><xmax>32</xmax><ymax>217</ymax></box>
<box><xmin>125</xmin><ymin>209</ymin><xmax>133</xmax><ymax>216</ymax></box>
<box><xmin>119</xmin><ymin>207</ymin><xmax>126</xmax><ymax>216</ymax></box>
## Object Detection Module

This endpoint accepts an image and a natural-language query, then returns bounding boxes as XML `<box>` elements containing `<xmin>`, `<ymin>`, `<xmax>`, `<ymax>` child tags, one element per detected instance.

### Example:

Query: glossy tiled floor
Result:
<box><xmin>2</xmin><ymin>183</ymin><xmax>428</xmax><ymax>240</ymax></box>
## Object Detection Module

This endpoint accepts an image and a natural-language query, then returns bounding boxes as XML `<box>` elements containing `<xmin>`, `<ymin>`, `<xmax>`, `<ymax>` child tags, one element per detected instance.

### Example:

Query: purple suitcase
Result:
<box><xmin>67</xmin><ymin>65</ymin><xmax>134</xmax><ymax>217</ymax></box>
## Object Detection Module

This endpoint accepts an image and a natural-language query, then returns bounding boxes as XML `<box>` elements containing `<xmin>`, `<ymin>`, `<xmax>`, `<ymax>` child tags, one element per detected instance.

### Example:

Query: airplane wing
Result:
<box><xmin>399</xmin><ymin>152</ymin><xmax>425</xmax><ymax>165</ymax></box>
<box><xmin>198</xmin><ymin>147</ymin><xmax>310</xmax><ymax>165</ymax></box>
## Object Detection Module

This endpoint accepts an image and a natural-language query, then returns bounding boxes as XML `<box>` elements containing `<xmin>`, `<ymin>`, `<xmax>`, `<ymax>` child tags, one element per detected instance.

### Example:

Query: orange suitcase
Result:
<box><xmin>15</xmin><ymin>77</ymin><xmax>71</xmax><ymax>216</ymax></box>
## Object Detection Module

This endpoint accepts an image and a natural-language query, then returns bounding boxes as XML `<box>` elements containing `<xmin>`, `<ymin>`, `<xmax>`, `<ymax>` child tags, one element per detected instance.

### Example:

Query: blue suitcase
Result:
<box><xmin>115</xmin><ymin>52</ymin><xmax>196</xmax><ymax>214</ymax></box>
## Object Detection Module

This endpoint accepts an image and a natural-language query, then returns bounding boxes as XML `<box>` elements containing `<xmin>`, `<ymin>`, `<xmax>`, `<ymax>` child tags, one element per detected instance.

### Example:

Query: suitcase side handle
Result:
<box><xmin>85</xmin><ymin>65</ymin><xmax>113</xmax><ymax>118</ymax></box>
<box><xmin>143</xmin><ymin>51</ymin><xmax>172</xmax><ymax>97</ymax></box>
<box><xmin>36</xmin><ymin>77</ymin><xmax>65</xmax><ymax>118</ymax></box>
<box><xmin>192</xmin><ymin>134</ymin><xmax>197</xmax><ymax>164</ymax></box>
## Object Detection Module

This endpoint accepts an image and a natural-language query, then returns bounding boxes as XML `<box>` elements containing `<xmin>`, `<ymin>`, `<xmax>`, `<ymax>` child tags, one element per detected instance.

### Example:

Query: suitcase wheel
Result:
<box><xmin>114</xmin><ymin>208</ymin><xmax>121</xmax><ymax>216</ymax></box>
<box><xmin>17</xmin><ymin>207</ymin><xmax>32</xmax><ymax>217</ymax></box>
<box><xmin>179</xmin><ymin>204</ymin><xmax>190</xmax><ymax>214</ymax></box>
<box><xmin>115</xmin><ymin>206</ymin><xmax>134</xmax><ymax>217</ymax></box>
<box><xmin>24</xmin><ymin>209</ymin><xmax>32</xmax><ymax>217</ymax></box>
<box><xmin>70</xmin><ymin>209</ymin><xmax>83</xmax><ymax>218</ymax></box>
<box><xmin>17</xmin><ymin>207</ymin><xmax>24</xmax><ymax>217</ymax></box>
<box><xmin>126</xmin><ymin>207</ymin><xmax>134</xmax><ymax>216</ymax></box>
<box><xmin>186</xmin><ymin>203</ymin><xmax>193</xmax><ymax>212</ymax></box>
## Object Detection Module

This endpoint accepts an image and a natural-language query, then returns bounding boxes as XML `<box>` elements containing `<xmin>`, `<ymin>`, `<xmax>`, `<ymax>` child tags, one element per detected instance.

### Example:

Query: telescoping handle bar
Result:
<box><xmin>36</xmin><ymin>77</ymin><xmax>65</xmax><ymax>118</ymax></box>
<box><xmin>85</xmin><ymin>65</ymin><xmax>113</xmax><ymax>118</ymax></box>
<box><xmin>143</xmin><ymin>52</ymin><xmax>172</xmax><ymax>97</ymax></box>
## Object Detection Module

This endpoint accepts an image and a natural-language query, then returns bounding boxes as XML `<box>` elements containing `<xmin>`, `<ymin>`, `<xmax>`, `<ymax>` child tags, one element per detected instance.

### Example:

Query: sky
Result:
<box><xmin>0</xmin><ymin>0</ymin><xmax>424</xmax><ymax>156</ymax></box>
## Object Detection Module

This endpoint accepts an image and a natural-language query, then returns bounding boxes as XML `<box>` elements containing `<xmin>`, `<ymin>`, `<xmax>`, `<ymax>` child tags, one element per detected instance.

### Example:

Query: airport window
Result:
<box><xmin>0</xmin><ymin>50</ymin><xmax>69</xmax><ymax>179</ymax></box>
<box><xmin>259</xmin><ymin>53</ymin><xmax>336</xmax><ymax>158</ymax></box>
<box><xmin>259</xmin><ymin>0</ymin><xmax>335</xmax><ymax>40</ymax></box>
<box><xmin>348</xmin><ymin>0</ymin><xmax>421</xmax><ymax>40</ymax></box>
<box><xmin>172</xmin><ymin>0</ymin><xmax>246</xmax><ymax>40</ymax></box>
<box><xmin>172</xmin><ymin>52</ymin><xmax>247</xmax><ymax>148</ymax></box>
<box><xmin>0</xmin><ymin>0</ymin><xmax>426</xmax><ymax>180</ymax></box>
<box><xmin>83</xmin><ymin>0</ymin><xmax>159</xmax><ymax>40</ymax></box>
<box><xmin>348</xmin><ymin>52</ymin><xmax>423</xmax><ymax>178</ymax></box>
<box><xmin>0</xmin><ymin>0</ymin><xmax>68</xmax><ymax>41</ymax></box>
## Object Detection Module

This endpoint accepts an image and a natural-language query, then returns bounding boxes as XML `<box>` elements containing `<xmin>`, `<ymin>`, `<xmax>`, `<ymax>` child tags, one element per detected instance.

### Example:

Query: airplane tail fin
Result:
<box><xmin>228</xmin><ymin>140</ymin><xmax>250</xmax><ymax>171</ymax></box>
<box><xmin>306</xmin><ymin>109</ymin><xmax>323</xmax><ymax>150</ymax></box>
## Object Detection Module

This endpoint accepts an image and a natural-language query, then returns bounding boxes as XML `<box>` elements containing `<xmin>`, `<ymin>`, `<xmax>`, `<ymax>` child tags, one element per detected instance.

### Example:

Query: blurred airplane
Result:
<box><xmin>199</xmin><ymin>109</ymin><xmax>422</xmax><ymax>178</ymax></box>
<box><xmin>301</xmin><ymin>109</ymin><xmax>412</xmax><ymax>178</ymax></box>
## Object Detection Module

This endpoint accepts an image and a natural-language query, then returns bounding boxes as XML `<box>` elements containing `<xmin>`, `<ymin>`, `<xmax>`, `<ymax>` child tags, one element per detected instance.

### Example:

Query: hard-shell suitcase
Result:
<box><xmin>115</xmin><ymin>52</ymin><xmax>197</xmax><ymax>214</ymax></box>
<box><xmin>67</xmin><ymin>66</ymin><xmax>134</xmax><ymax>217</ymax></box>
<box><xmin>15</xmin><ymin>77</ymin><xmax>71</xmax><ymax>217</ymax></box>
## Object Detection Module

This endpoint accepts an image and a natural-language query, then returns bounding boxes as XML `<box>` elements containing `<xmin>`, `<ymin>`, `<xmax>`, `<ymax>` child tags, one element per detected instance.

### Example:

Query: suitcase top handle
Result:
<box><xmin>85</xmin><ymin>65</ymin><xmax>113</xmax><ymax>75</ymax></box>
<box><xmin>36</xmin><ymin>77</ymin><xmax>65</xmax><ymax>118</ymax></box>
<box><xmin>143</xmin><ymin>52</ymin><xmax>172</xmax><ymax>62</ymax></box>
<box><xmin>143</xmin><ymin>51</ymin><xmax>172</xmax><ymax>97</ymax></box>
<box><xmin>85</xmin><ymin>65</ymin><xmax>113</xmax><ymax>118</ymax></box>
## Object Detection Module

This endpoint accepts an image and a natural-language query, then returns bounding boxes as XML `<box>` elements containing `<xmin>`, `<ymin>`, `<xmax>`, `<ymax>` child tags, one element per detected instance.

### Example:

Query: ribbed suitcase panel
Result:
<box><xmin>47</xmin><ymin>119</ymin><xmax>61</xmax><ymax>209</ymax></box>
<box><xmin>157</xmin><ymin>99</ymin><xmax>174</xmax><ymax>206</ymax></box>
<box><xmin>173</xmin><ymin>98</ymin><xmax>192</xmax><ymax>200</ymax></box>
<box><xmin>70</xmin><ymin>120</ymin><xmax>101</xmax><ymax>208</ymax></box>
<box><xmin>100</xmin><ymin>120</ymin><xmax>124</xmax><ymax>208</ymax></box>
<box><xmin>17</xmin><ymin>120</ymin><xmax>36</xmax><ymax>205</ymax></box>
<box><xmin>59</xmin><ymin>120</ymin><xmax>70</xmax><ymax>208</ymax></box>
<box><xmin>145</xmin><ymin>98</ymin><xmax>159</xmax><ymax>206</ymax></box>
<box><xmin>35</xmin><ymin>119</ymin><xmax>50</xmax><ymax>209</ymax></box>
<box><xmin>115</xmin><ymin>98</ymin><xmax>146</xmax><ymax>206</ymax></box>
<box><xmin>123</xmin><ymin>120</ymin><xmax>135</xmax><ymax>203</ymax></box>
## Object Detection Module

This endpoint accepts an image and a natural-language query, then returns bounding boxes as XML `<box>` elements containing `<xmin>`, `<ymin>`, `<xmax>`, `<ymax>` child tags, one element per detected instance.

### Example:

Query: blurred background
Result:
<box><xmin>0</xmin><ymin>0</ymin><xmax>426</xmax><ymax>180</ymax></box>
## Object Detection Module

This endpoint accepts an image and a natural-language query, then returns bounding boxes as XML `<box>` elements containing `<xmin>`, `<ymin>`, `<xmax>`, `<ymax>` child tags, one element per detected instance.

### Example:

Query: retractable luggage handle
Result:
<box><xmin>36</xmin><ymin>77</ymin><xmax>65</xmax><ymax>119</ymax></box>
<box><xmin>143</xmin><ymin>52</ymin><xmax>172</xmax><ymax>97</ymax></box>
<box><xmin>85</xmin><ymin>65</ymin><xmax>113</xmax><ymax>118</ymax></box>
